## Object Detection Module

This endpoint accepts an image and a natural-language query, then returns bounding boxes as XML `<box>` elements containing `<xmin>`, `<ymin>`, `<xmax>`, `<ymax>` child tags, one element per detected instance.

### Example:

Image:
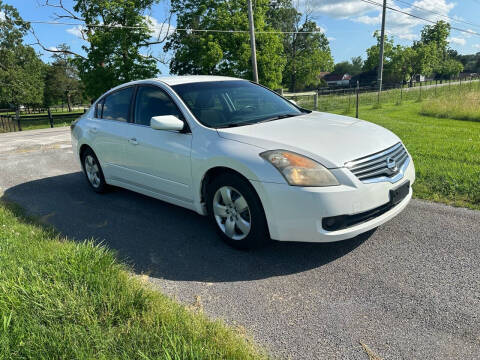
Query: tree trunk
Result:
<box><xmin>66</xmin><ymin>91</ymin><xmax>72</xmax><ymax>112</ymax></box>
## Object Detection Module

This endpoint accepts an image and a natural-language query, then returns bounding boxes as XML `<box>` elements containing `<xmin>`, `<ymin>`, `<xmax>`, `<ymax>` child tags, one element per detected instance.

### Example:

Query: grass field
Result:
<box><xmin>420</xmin><ymin>84</ymin><xmax>480</xmax><ymax>122</ymax></box>
<box><xmin>332</xmin><ymin>101</ymin><xmax>480</xmax><ymax>210</ymax></box>
<box><xmin>0</xmin><ymin>202</ymin><xmax>267</xmax><ymax>360</ymax></box>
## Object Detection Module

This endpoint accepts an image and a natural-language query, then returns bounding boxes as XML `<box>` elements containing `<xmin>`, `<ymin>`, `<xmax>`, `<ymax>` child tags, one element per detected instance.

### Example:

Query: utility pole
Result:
<box><xmin>247</xmin><ymin>0</ymin><xmax>259</xmax><ymax>83</ymax></box>
<box><xmin>377</xmin><ymin>0</ymin><xmax>387</xmax><ymax>101</ymax></box>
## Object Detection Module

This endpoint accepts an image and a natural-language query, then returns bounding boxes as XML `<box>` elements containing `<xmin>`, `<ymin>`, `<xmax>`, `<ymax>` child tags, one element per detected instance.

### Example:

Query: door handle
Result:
<box><xmin>128</xmin><ymin>138</ymin><xmax>138</xmax><ymax>145</ymax></box>
<box><xmin>89</xmin><ymin>127</ymin><xmax>98</xmax><ymax>134</ymax></box>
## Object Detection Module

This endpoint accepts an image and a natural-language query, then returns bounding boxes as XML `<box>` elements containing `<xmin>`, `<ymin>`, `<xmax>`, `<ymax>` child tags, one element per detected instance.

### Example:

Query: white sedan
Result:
<box><xmin>71</xmin><ymin>76</ymin><xmax>415</xmax><ymax>249</ymax></box>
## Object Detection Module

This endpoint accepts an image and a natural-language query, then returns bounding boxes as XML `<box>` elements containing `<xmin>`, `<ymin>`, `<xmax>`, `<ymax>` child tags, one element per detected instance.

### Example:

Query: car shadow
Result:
<box><xmin>2</xmin><ymin>172</ymin><xmax>373</xmax><ymax>282</ymax></box>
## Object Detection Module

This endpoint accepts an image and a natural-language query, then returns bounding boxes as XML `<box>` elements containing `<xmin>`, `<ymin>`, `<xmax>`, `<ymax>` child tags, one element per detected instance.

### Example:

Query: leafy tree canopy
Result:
<box><xmin>267</xmin><ymin>0</ymin><xmax>333</xmax><ymax>91</ymax></box>
<box><xmin>71</xmin><ymin>0</ymin><xmax>161</xmax><ymax>99</ymax></box>
<box><xmin>44</xmin><ymin>44</ymin><xmax>86</xmax><ymax>109</ymax></box>
<box><xmin>419</xmin><ymin>20</ymin><xmax>450</xmax><ymax>60</ymax></box>
<box><xmin>165</xmin><ymin>0</ymin><xmax>285</xmax><ymax>89</ymax></box>
<box><xmin>333</xmin><ymin>57</ymin><xmax>363</xmax><ymax>76</ymax></box>
<box><xmin>0</xmin><ymin>1</ymin><xmax>45</xmax><ymax>107</ymax></box>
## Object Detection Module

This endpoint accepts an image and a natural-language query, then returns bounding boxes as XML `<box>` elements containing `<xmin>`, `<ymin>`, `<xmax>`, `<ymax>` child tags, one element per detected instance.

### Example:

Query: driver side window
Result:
<box><xmin>134</xmin><ymin>86</ymin><xmax>183</xmax><ymax>126</ymax></box>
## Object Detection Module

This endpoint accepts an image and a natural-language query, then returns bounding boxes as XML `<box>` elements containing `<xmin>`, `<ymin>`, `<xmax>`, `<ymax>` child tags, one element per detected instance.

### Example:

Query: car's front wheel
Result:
<box><xmin>206</xmin><ymin>173</ymin><xmax>270</xmax><ymax>249</ymax></box>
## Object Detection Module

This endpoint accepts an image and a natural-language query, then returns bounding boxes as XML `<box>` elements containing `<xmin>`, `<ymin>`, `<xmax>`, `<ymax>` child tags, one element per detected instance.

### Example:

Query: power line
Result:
<box><xmin>26</xmin><ymin>20</ymin><xmax>327</xmax><ymax>35</ymax></box>
<box><xmin>393</xmin><ymin>0</ymin><xmax>480</xmax><ymax>29</ymax></box>
<box><xmin>359</xmin><ymin>0</ymin><xmax>480</xmax><ymax>37</ymax></box>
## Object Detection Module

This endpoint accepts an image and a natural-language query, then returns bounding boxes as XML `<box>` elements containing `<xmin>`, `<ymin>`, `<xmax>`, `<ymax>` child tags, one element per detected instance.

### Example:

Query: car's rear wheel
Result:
<box><xmin>81</xmin><ymin>148</ymin><xmax>107</xmax><ymax>193</ymax></box>
<box><xmin>206</xmin><ymin>173</ymin><xmax>270</xmax><ymax>249</ymax></box>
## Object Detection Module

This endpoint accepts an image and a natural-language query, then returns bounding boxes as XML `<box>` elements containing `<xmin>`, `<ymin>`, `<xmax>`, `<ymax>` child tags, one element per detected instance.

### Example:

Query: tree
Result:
<box><xmin>44</xmin><ymin>44</ymin><xmax>85</xmax><ymax>110</ymax></box>
<box><xmin>0</xmin><ymin>1</ymin><xmax>45</xmax><ymax>108</ymax></box>
<box><xmin>390</xmin><ymin>44</ymin><xmax>437</xmax><ymax>84</ymax></box>
<box><xmin>420</xmin><ymin>20</ymin><xmax>450</xmax><ymax>60</ymax></box>
<box><xmin>282</xmin><ymin>19</ymin><xmax>333</xmax><ymax>91</ymax></box>
<box><xmin>267</xmin><ymin>0</ymin><xmax>333</xmax><ymax>91</ymax></box>
<box><xmin>363</xmin><ymin>32</ymin><xmax>401</xmax><ymax>72</ymax></box>
<box><xmin>39</xmin><ymin>0</ymin><xmax>165</xmax><ymax>99</ymax></box>
<box><xmin>436</xmin><ymin>58</ymin><xmax>464</xmax><ymax>79</ymax></box>
<box><xmin>333</xmin><ymin>57</ymin><xmax>363</xmax><ymax>76</ymax></box>
<box><xmin>165</xmin><ymin>0</ymin><xmax>285</xmax><ymax>89</ymax></box>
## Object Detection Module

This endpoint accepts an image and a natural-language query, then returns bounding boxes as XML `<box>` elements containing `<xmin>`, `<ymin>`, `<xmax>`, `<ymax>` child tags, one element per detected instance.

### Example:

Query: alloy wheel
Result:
<box><xmin>212</xmin><ymin>186</ymin><xmax>251</xmax><ymax>240</ymax></box>
<box><xmin>84</xmin><ymin>155</ymin><xmax>101</xmax><ymax>189</ymax></box>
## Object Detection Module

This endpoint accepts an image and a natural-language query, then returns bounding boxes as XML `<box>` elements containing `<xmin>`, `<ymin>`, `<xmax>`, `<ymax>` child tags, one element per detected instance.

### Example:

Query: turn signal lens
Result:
<box><xmin>260</xmin><ymin>150</ymin><xmax>340</xmax><ymax>187</ymax></box>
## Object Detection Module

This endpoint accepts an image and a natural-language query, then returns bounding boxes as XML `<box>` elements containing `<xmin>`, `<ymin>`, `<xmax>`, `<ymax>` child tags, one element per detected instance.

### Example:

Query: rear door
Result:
<box><xmin>91</xmin><ymin>86</ymin><xmax>134</xmax><ymax>181</ymax></box>
<box><xmin>122</xmin><ymin>85</ymin><xmax>194</xmax><ymax>203</ymax></box>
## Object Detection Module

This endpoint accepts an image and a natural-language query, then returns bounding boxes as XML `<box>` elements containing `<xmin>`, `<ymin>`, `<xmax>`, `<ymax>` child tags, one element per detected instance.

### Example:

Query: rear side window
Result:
<box><xmin>102</xmin><ymin>87</ymin><xmax>134</xmax><ymax>122</ymax></box>
<box><xmin>134</xmin><ymin>86</ymin><xmax>183</xmax><ymax>126</ymax></box>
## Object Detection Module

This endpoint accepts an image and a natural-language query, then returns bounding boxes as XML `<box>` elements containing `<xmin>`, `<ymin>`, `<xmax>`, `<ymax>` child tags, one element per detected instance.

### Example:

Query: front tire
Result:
<box><xmin>81</xmin><ymin>148</ymin><xmax>108</xmax><ymax>193</ymax></box>
<box><xmin>206</xmin><ymin>173</ymin><xmax>270</xmax><ymax>249</ymax></box>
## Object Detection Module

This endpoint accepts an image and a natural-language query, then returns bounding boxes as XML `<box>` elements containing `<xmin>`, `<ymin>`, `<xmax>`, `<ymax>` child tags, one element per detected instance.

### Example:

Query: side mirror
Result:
<box><xmin>150</xmin><ymin>115</ymin><xmax>185</xmax><ymax>131</ymax></box>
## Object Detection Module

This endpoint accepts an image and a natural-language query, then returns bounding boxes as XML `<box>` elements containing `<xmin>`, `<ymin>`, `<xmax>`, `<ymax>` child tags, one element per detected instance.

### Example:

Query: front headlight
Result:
<box><xmin>260</xmin><ymin>150</ymin><xmax>340</xmax><ymax>187</ymax></box>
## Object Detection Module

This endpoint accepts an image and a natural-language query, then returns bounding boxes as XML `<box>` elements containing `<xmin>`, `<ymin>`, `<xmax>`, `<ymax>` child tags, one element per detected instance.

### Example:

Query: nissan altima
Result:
<box><xmin>71</xmin><ymin>76</ymin><xmax>415</xmax><ymax>249</ymax></box>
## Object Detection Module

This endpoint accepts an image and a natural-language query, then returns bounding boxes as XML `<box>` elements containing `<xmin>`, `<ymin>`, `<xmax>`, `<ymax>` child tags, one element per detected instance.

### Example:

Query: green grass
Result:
<box><xmin>19</xmin><ymin>116</ymin><xmax>79</xmax><ymax>131</ymax></box>
<box><xmin>0</xmin><ymin>202</ymin><xmax>267</xmax><ymax>360</ymax></box>
<box><xmin>420</xmin><ymin>84</ymin><xmax>480</xmax><ymax>122</ymax></box>
<box><xmin>334</xmin><ymin>101</ymin><xmax>480</xmax><ymax>210</ymax></box>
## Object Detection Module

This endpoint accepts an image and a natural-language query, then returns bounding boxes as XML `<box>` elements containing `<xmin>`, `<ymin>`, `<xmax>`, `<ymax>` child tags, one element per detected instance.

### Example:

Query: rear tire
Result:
<box><xmin>81</xmin><ymin>148</ymin><xmax>108</xmax><ymax>193</ymax></box>
<box><xmin>206</xmin><ymin>173</ymin><xmax>270</xmax><ymax>249</ymax></box>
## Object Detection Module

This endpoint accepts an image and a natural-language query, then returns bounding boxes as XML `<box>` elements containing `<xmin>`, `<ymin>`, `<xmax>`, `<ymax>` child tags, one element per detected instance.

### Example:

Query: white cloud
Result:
<box><xmin>304</xmin><ymin>0</ymin><xmax>456</xmax><ymax>42</ymax></box>
<box><xmin>67</xmin><ymin>25</ymin><xmax>85</xmax><ymax>39</ymax></box>
<box><xmin>145</xmin><ymin>15</ymin><xmax>175</xmax><ymax>40</ymax></box>
<box><xmin>48</xmin><ymin>46</ymin><xmax>59</xmax><ymax>51</ymax></box>
<box><xmin>449</xmin><ymin>37</ymin><xmax>466</xmax><ymax>46</ymax></box>
<box><xmin>473</xmin><ymin>44</ymin><xmax>480</xmax><ymax>49</ymax></box>
<box><xmin>328</xmin><ymin>36</ymin><xmax>336</xmax><ymax>42</ymax></box>
<box><xmin>301</xmin><ymin>0</ymin><xmax>373</xmax><ymax>18</ymax></box>
<box><xmin>0</xmin><ymin>11</ymin><xmax>5</xmax><ymax>21</ymax></box>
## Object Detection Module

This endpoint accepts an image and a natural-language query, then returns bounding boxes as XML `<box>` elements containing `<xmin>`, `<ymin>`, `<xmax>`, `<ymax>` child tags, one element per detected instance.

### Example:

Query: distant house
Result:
<box><xmin>323</xmin><ymin>73</ymin><xmax>352</xmax><ymax>87</ymax></box>
<box><xmin>459</xmin><ymin>72</ymin><xmax>477</xmax><ymax>79</ymax></box>
<box><xmin>413</xmin><ymin>74</ymin><xmax>426</xmax><ymax>82</ymax></box>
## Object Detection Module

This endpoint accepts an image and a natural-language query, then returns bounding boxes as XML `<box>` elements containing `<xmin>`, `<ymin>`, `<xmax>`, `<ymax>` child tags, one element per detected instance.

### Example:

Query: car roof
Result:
<box><xmin>101</xmin><ymin>76</ymin><xmax>248</xmax><ymax>99</ymax></box>
<box><xmin>153</xmin><ymin>75</ymin><xmax>244</xmax><ymax>86</ymax></box>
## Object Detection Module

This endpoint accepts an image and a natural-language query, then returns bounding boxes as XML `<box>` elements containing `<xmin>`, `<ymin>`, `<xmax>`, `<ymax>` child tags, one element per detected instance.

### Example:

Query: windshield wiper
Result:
<box><xmin>216</xmin><ymin>113</ymin><xmax>301</xmax><ymax>129</ymax></box>
<box><xmin>257</xmin><ymin>113</ymin><xmax>300</xmax><ymax>123</ymax></box>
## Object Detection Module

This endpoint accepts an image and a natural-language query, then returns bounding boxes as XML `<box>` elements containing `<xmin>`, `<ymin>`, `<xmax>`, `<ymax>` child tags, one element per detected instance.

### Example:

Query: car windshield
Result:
<box><xmin>171</xmin><ymin>80</ymin><xmax>306</xmax><ymax>128</ymax></box>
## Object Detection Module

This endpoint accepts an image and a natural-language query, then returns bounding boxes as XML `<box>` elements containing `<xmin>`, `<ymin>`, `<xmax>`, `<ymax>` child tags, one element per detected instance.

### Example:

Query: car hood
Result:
<box><xmin>216</xmin><ymin>111</ymin><xmax>400</xmax><ymax>168</ymax></box>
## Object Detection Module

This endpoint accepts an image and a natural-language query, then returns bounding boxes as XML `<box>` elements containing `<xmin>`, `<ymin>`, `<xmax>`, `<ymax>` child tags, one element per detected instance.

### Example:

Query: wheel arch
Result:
<box><xmin>200</xmin><ymin>166</ymin><xmax>271</xmax><ymax>240</ymax></box>
<box><xmin>200</xmin><ymin>167</ymin><xmax>266</xmax><ymax>218</ymax></box>
<box><xmin>79</xmin><ymin>143</ymin><xmax>94</xmax><ymax>160</ymax></box>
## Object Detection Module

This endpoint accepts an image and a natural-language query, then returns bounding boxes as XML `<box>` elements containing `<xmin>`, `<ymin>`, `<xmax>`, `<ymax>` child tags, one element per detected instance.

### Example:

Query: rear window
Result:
<box><xmin>102</xmin><ymin>87</ymin><xmax>134</xmax><ymax>122</ymax></box>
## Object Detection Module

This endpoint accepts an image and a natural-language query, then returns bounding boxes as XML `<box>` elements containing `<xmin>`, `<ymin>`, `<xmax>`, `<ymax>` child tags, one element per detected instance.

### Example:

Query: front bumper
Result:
<box><xmin>250</xmin><ymin>157</ymin><xmax>415</xmax><ymax>243</ymax></box>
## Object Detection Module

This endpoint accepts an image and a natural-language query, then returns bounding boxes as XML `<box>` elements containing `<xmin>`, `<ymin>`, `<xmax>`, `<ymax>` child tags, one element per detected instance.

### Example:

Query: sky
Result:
<box><xmin>4</xmin><ymin>0</ymin><xmax>480</xmax><ymax>75</ymax></box>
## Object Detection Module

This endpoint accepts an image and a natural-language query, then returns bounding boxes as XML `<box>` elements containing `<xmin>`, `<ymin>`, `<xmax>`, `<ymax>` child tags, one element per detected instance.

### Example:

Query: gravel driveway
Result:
<box><xmin>1</xmin><ymin>128</ymin><xmax>479</xmax><ymax>359</ymax></box>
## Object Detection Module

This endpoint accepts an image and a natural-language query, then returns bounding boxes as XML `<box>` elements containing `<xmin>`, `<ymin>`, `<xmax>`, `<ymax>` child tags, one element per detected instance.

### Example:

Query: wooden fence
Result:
<box><xmin>0</xmin><ymin>110</ymin><xmax>85</xmax><ymax>133</ymax></box>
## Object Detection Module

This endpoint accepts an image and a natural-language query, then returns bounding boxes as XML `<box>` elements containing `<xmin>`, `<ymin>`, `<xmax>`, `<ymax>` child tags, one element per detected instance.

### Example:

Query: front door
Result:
<box><xmin>121</xmin><ymin>85</ymin><xmax>193</xmax><ymax>203</ymax></box>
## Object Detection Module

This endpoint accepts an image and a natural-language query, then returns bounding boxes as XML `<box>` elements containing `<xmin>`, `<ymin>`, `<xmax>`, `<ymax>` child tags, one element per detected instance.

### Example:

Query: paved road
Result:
<box><xmin>1</xmin><ymin>128</ymin><xmax>479</xmax><ymax>359</ymax></box>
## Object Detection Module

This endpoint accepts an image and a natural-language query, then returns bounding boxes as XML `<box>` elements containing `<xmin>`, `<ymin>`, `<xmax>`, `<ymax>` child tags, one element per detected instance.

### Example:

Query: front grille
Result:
<box><xmin>345</xmin><ymin>142</ymin><xmax>409</xmax><ymax>182</ymax></box>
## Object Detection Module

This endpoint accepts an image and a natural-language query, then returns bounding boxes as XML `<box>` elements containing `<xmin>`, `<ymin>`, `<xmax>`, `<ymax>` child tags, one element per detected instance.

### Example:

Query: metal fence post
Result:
<box><xmin>314</xmin><ymin>91</ymin><xmax>318</xmax><ymax>110</ymax></box>
<box><xmin>435</xmin><ymin>79</ymin><xmax>437</xmax><ymax>97</ymax></box>
<box><xmin>48</xmin><ymin>108</ymin><xmax>54</xmax><ymax>128</ymax></box>
<box><xmin>400</xmin><ymin>83</ymin><xmax>403</xmax><ymax>103</ymax></box>
<box><xmin>355</xmin><ymin>81</ymin><xmax>359</xmax><ymax>119</ymax></box>
<box><xmin>15</xmin><ymin>109</ymin><xmax>21</xmax><ymax>131</ymax></box>
<box><xmin>419</xmin><ymin>81</ymin><xmax>422</xmax><ymax>100</ymax></box>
